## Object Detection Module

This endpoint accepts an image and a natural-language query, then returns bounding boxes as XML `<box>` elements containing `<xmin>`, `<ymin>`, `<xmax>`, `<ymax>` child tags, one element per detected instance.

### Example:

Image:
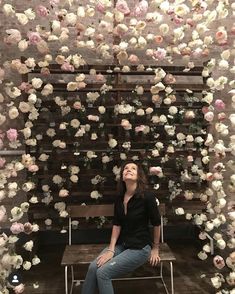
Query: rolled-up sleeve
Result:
<box><xmin>145</xmin><ymin>192</ymin><xmax>161</xmax><ymax>226</ymax></box>
<box><xmin>112</xmin><ymin>198</ymin><xmax>122</xmax><ymax>226</ymax></box>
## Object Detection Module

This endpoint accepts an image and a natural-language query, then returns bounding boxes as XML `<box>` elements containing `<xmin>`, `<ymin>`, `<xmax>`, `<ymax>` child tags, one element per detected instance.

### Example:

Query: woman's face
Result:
<box><xmin>122</xmin><ymin>163</ymin><xmax>138</xmax><ymax>183</ymax></box>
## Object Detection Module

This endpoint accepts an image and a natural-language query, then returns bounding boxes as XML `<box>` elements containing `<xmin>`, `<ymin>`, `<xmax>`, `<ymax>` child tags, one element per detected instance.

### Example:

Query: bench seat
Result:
<box><xmin>61</xmin><ymin>243</ymin><xmax>176</xmax><ymax>266</ymax></box>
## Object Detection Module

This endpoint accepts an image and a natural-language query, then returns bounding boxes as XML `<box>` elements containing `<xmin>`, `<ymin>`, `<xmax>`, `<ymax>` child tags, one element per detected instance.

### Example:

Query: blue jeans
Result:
<box><xmin>81</xmin><ymin>244</ymin><xmax>151</xmax><ymax>294</ymax></box>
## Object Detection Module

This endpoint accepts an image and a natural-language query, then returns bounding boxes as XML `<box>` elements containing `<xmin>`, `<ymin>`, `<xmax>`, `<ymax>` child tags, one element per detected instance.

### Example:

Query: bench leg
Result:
<box><xmin>159</xmin><ymin>262</ymin><xmax>174</xmax><ymax>294</ymax></box>
<box><xmin>65</xmin><ymin>266</ymin><xmax>68</xmax><ymax>294</ymax></box>
<box><xmin>70</xmin><ymin>266</ymin><xmax>74</xmax><ymax>294</ymax></box>
<box><xmin>170</xmin><ymin>262</ymin><xmax>174</xmax><ymax>294</ymax></box>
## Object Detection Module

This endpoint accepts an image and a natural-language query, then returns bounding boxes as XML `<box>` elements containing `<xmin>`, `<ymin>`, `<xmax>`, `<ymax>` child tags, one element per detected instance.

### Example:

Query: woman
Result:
<box><xmin>81</xmin><ymin>161</ymin><xmax>161</xmax><ymax>294</ymax></box>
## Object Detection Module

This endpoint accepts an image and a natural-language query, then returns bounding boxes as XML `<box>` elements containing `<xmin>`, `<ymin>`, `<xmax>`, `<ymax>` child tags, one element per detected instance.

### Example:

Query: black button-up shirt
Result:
<box><xmin>112</xmin><ymin>191</ymin><xmax>161</xmax><ymax>249</ymax></box>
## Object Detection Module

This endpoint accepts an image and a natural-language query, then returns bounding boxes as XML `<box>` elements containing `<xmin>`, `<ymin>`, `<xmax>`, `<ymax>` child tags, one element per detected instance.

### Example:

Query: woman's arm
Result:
<box><xmin>152</xmin><ymin>225</ymin><xmax>161</xmax><ymax>248</ymax></box>
<box><xmin>108</xmin><ymin>225</ymin><xmax>121</xmax><ymax>251</ymax></box>
<box><xmin>97</xmin><ymin>225</ymin><xmax>121</xmax><ymax>267</ymax></box>
<box><xmin>150</xmin><ymin>225</ymin><xmax>161</xmax><ymax>266</ymax></box>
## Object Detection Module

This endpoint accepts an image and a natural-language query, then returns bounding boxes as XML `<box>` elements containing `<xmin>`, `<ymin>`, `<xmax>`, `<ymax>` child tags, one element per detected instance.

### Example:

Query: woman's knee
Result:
<box><xmin>96</xmin><ymin>265</ymin><xmax>110</xmax><ymax>280</ymax></box>
<box><xmin>87</xmin><ymin>260</ymin><xmax>98</xmax><ymax>274</ymax></box>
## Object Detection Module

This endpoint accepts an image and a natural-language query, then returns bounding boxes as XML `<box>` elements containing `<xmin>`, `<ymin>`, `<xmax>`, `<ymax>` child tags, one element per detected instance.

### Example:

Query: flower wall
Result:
<box><xmin>0</xmin><ymin>0</ymin><xmax>234</xmax><ymax>293</ymax></box>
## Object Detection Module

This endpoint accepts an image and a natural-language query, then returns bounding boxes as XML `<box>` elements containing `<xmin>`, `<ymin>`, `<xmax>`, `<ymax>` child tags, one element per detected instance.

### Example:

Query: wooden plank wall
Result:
<box><xmin>22</xmin><ymin>63</ymin><xmax>209</xmax><ymax>230</ymax></box>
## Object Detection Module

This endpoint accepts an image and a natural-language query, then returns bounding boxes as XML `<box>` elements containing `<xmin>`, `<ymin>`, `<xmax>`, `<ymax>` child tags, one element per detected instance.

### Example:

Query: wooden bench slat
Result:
<box><xmin>61</xmin><ymin>243</ymin><xmax>176</xmax><ymax>266</ymax></box>
<box><xmin>67</xmin><ymin>203</ymin><xmax>166</xmax><ymax>218</ymax></box>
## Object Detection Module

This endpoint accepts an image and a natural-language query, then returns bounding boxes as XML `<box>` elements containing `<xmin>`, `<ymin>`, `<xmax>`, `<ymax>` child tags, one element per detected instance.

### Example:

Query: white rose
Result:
<box><xmin>16</xmin><ymin>13</ymin><xmax>29</xmax><ymax>25</ymax></box>
<box><xmin>70</xmin><ymin>119</ymin><xmax>80</xmax><ymax>128</ymax></box>
<box><xmin>23</xmin><ymin>241</ymin><xmax>34</xmax><ymax>252</ymax></box>
<box><xmin>9</xmin><ymin>107</ymin><xmax>19</xmax><ymax>119</ymax></box>
<box><xmin>23</xmin><ymin>261</ymin><xmax>32</xmax><ymax>270</ymax></box>
<box><xmin>65</xmin><ymin>13</ymin><xmax>77</xmax><ymax>26</ymax></box>
<box><xmin>32</xmin><ymin>256</ymin><xmax>41</xmax><ymax>265</ymax></box>
<box><xmin>136</xmin><ymin>109</ymin><xmax>145</xmax><ymax>116</ymax></box>
<box><xmin>70</xmin><ymin>175</ymin><xmax>78</xmax><ymax>183</ymax></box>
<box><xmin>205</xmin><ymin>221</ymin><xmax>214</xmax><ymax>232</ymax></box>
<box><xmin>31</xmin><ymin>78</ymin><xmax>43</xmax><ymax>89</ymax></box>
<box><xmin>159</xmin><ymin>115</ymin><xmax>167</xmax><ymax>123</ymax></box>
<box><xmin>159</xmin><ymin>24</ymin><xmax>169</xmax><ymax>36</ymax></box>
<box><xmin>24</xmin><ymin>8</ymin><xmax>35</xmax><ymax>20</ymax></box>
<box><xmin>174</xmin><ymin>4</ymin><xmax>190</xmax><ymax>17</ymax></box>
<box><xmin>98</xmin><ymin>106</ymin><xmax>106</xmax><ymax>114</ymax></box>
<box><xmin>18</xmin><ymin>39</ymin><xmax>28</xmax><ymax>52</ymax></box>
<box><xmin>108</xmin><ymin>138</ymin><xmax>117</xmax><ymax>148</ymax></box>
<box><xmin>169</xmin><ymin>106</ymin><xmax>178</xmax><ymax>115</ymax></box>
<box><xmin>90</xmin><ymin>190</ymin><xmax>102</xmax><ymax>199</ymax></box>
<box><xmin>198</xmin><ymin>251</ymin><xmax>208</xmax><ymax>260</ymax></box>
<box><xmin>120</xmin><ymin>153</ymin><xmax>127</xmax><ymax>160</ymax></box>
<box><xmin>0</xmin><ymin>114</ymin><xmax>6</xmax><ymax>125</ymax></box>
<box><xmin>203</xmin><ymin>244</ymin><xmax>211</xmax><ymax>253</ymax></box>
<box><xmin>175</xmin><ymin>208</ymin><xmax>184</xmax><ymax>215</ymax></box>
<box><xmin>3</xmin><ymin>4</ymin><xmax>15</xmax><ymax>16</ymax></box>
<box><xmin>211</xmin><ymin>276</ymin><xmax>222</xmax><ymax>289</ymax></box>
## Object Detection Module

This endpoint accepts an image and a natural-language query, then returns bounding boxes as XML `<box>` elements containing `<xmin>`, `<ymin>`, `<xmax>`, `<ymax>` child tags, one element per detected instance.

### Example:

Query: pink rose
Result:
<box><xmin>78</xmin><ymin>82</ymin><xmax>86</xmax><ymax>89</ymax></box>
<box><xmin>36</xmin><ymin>5</ymin><xmax>48</xmax><ymax>17</ymax></box>
<box><xmin>41</xmin><ymin>68</ymin><xmax>50</xmax><ymax>75</ymax></box>
<box><xmin>59</xmin><ymin>189</ymin><xmax>69</xmax><ymax>197</ymax></box>
<box><xmin>121</xmin><ymin>119</ymin><xmax>132</xmax><ymax>130</ymax></box>
<box><xmin>95</xmin><ymin>34</ymin><xmax>104</xmax><ymax>43</ymax></box>
<box><xmin>73</xmin><ymin>101</ymin><xmax>82</xmax><ymax>110</ymax></box>
<box><xmin>204</xmin><ymin>111</ymin><xmax>214</xmax><ymax>122</ymax></box>
<box><xmin>87</xmin><ymin>115</ymin><xmax>99</xmax><ymax>122</ymax></box>
<box><xmin>24</xmin><ymin>222</ymin><xmax>33</xmax><ymax>234</ymax></box>
<box><xmin>133</xmin><ymin>0</ymin><xmax>148</xmax><ymax>17</ymax></box>
<box><xmin>0</xmin><ymin>157</ymin><xmax>6</xmax><ymax>168</ymax></box>
<box><xmin>7</xmin><ymin>129</ymin><xmax>18</xmax><ymax>142</ymax></box>
<box><xmin>135</xmin><ymin>125</ymin><xmax>145</xmax><ymax>133</ymax></box>
<box><xmin>186</xmin><ymin>18</ymin><xmax>194</xmax><ymax>27</ymax></box>
<box><xmin>27</xmin><ymin>32</ymin><xmax>42</xmax><ymax>45</ymax></box>
<box><xmin>173</xmin><ymin>16</ymin><xmax>184</xmax><ymax>25</ymax></box>
<box><xmin>215</xmin><ymin>29</ymin><xmax>227</xmax><ymax>45</ymax></box>
<box><xmin>96</xmin><ymin>1</ymin><xmax>106</xmax><ymax>13</ymax></box>
<box><xmin>187</xmin><ymin>155</ymin><xmax>194</xmax><ymax>162</ymax></box>
<box><xmin>61</xmin><ymin>62</ymin><xmax>75</xmax><ymax>72</ymax></box>
<box><xmin>10</xmin><ymin>222</ymin><xmax>24</xmax><ymax>234</ymax></box>
<box><xmin>4</xmin><ymin>29</ymin><xmax>22</xmax><ymax>45</ymax></box>
<box><xmin>213</xmin><ymin>172</ymin><xmax>223</xmax><ymax>180</ymax></box>
<box><xmin>215</xmin><ymin>99</ymin><xmax>225</xmax><ymax>111</ymax></box>
<box><xmin>149</xmin><ymin>166</ymin><xmax>162</xmax><ymax>176</ymax></box>
<box><xmin>115</xmin><ymin>0</ymin><xmax>130</xmax><ymax>15</ymax></box>
<box><xmin>18</xmin><ymin>82</ymin><xmax>32</xmax><ymax>92</ymax></box>
<box><xmin>206</xmin><ymin>173</ymin><xmax>214</xmax><ymax>181</ymax></box>
<box><xmin>192</xmin><ymin>48</ymin><xmax>203</xmax><ymax>58</ymax></box>
<box><xmin>28</xmin><ymin>164</ymin><xmax>39</xmax><ymax>172</ymax></box>
<box><xmin>96</xmin><ymin>73</ymin><xmax>105</xmax><ymax>82</ymax></box>
<box><xmin>213</xmin><ymin>255</ymin><xmax>225</xmax><ymax>269</ymax></box>
<box><xmin>153</xmin><ymin>48</ymin><xmax>166</xmax><ymax>60</ymax></box>
<box><xmin>202</xmin><ymin>106</ymin><xmax>209</xmax><ymax>114</ymax></box>
<box><xmin>14</xmin><ymin>283</ymin><xmax>25</xmax><ymax>294</ymax></box>
<box><xmin>128</xmin><ymin>54</ymin><xmax>139</xmax><ymax>64</ymax></box>
<box><xmin>218</xmin><ymin>113</ymin><xmax>226</xmax><ymax>121</ymax></box>
<box><xmin>164</xmin><ymin>74</ymin><xmax>176</xmax><ymax>84</ymax></box>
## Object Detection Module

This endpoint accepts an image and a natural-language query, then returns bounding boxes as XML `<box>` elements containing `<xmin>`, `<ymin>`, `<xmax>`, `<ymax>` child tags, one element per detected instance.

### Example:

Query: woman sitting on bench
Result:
<box><xmin>82</xmin><ymin>160</ymin><xmax>161</xmax><ymax>294</ymax></box>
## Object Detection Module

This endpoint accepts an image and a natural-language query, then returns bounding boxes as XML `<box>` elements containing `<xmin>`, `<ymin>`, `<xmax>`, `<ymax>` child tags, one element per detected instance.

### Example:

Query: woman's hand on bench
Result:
<box><xmin>97</xmin><ymin>250</ymin><xmax>114</xmax><ymax>268</ymax></box>
<box><xmin>149</xmin><ymin>248</ymin><xmax>161</xmax><ymax>267</ymax></box>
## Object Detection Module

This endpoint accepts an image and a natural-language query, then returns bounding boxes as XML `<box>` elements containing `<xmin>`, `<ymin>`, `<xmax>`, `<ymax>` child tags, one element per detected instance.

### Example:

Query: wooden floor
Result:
<box><xmin>22</xmin><ymin>240</ymin><xmax>214</xmax><ymax>294</ymax></box>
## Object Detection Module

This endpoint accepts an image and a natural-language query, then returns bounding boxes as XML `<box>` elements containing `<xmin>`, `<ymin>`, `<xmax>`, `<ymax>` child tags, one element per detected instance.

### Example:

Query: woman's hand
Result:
<box><xmin>149</xmin><ymin>248</ymin><xmax>160</xmax><ymax>266</ymax></box>
<box><xmin>97</xmin><ymin>250</ymin><xmax>114</xmax><ymax>267</ymax></box>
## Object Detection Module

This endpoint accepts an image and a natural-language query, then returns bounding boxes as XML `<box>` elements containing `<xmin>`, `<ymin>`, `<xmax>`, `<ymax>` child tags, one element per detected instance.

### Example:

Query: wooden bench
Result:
<box><xmin>61</xmin><ymin>203</ymin><xmax>176</xmax><ymax>294</ymax></box>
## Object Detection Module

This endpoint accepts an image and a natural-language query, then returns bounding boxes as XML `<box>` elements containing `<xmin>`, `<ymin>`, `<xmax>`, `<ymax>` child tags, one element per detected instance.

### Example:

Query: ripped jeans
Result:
<box><xmin>81</xmin><ymin>244</ymin><xmax>151</xmax><ymax>294</ymax></box>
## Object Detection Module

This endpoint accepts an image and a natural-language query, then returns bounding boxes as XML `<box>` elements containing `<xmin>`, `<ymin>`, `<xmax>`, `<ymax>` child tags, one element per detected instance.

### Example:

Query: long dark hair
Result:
<box><xmin>118</xmin><ymin>160</ymin><xmax>148</xmax><ymax>198</ymax></box>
